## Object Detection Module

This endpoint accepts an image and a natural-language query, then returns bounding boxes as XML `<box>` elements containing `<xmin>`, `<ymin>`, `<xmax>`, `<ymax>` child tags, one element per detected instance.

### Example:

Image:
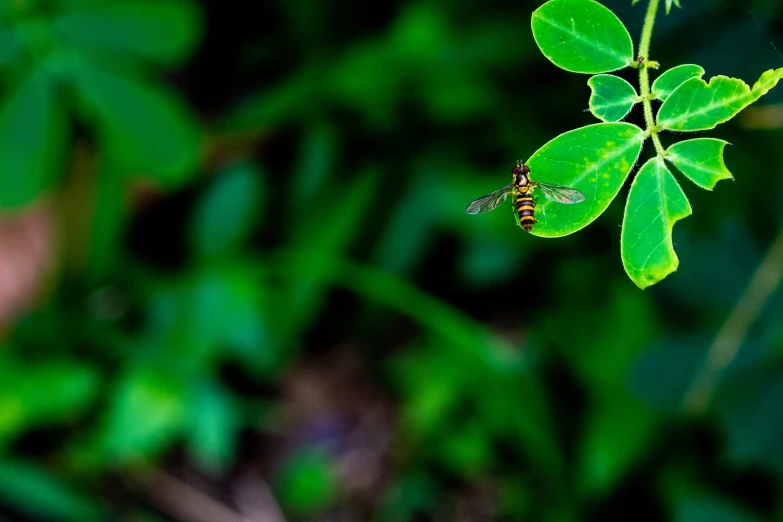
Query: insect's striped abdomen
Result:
<box><xmin>516</xmin><ymin>187</ymin><xmax>535</xmax><ymax>231</ymax></box>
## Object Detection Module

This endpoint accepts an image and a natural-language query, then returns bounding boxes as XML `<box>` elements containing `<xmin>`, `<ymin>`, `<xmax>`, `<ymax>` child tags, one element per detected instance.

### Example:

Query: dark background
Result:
<box><xmin>0</xmin><ymin>0</ymin><xmax>783</xmax><ymax>520</ymax></box>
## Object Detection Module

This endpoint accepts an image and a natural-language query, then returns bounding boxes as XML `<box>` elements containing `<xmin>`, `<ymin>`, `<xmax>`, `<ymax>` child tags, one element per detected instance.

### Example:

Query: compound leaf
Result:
<box><xmin>588</xmin><ymin>74</ymin><xmax>639</xmax><ymax>122</ymax></box>
<box><xmin>658</xmin><ymin>68</ymin><xmax>783</xmax><ymax>131</ymax></box>
<box><xmin>532</xmin><ymin>0</ymin><xmax>634</xmax><ymax>74</ymax></box>
<box><xmin>527</xmin><ymin>123</ymin><xmax>644</xmax><ymax>238</ymax></box>
<box><xmin>621</xmin><ymin>157</ymin><xmax>692</xmax><ymax>289</ymax></box>
<box><xmin>666</xmin><ymin>138</ymin><xmax>733</xmax><ymax>190</ymax></box>
<box><xmin>651</xmin><ymin>64</ymin><xmax>704</xmax><ymax>102</ymax></box>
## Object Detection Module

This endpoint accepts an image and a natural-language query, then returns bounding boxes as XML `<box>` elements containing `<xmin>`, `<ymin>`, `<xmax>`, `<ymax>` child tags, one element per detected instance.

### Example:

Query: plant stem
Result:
<box><xmin>638</xmin><ymin>0</ymin><xmax>665</xmax><ymax>157</ymax></box>
<box><xmin>683</xmin><ymin>224</ymin><xmax>783</xmax><ymax>414</ymax></box>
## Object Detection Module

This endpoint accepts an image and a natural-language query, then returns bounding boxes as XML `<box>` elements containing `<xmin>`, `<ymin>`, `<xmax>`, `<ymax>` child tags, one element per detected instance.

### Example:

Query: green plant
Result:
<box><xmin>526</xmin><ymin>0</ymin><xmax>782</xmax><ymax>289</ymax></box>
<box><xmin>0</xmin><ymin>0</ymin><xmax>202</xmax><ymax>209</ymax></box>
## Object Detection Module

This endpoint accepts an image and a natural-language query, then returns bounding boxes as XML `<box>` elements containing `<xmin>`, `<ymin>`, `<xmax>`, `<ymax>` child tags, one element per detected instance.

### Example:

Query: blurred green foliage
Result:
<box><xmin>0</xmin><ymin>0</ymin><xmax>781</xmax><ymax>521</ymax></box>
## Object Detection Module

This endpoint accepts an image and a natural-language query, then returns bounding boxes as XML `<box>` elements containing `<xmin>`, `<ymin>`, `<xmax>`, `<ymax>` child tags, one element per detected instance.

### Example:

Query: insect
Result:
<box><xmin>465</xmin><ymin>161</ymin><xmax>585</xmax><ymax>231</ymax></box>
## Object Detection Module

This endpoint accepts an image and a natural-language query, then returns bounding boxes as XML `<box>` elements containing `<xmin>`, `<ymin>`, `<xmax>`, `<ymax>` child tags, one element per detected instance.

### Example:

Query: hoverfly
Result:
<box><xmin>465</xmin><ymin>161</ymin><xmax>585</xmax><ymax>231</ymax></box>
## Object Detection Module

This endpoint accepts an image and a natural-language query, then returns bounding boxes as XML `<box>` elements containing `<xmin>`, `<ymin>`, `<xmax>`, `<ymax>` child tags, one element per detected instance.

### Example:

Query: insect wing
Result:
<box><xmin>533</xmin><ymin>182</ymin><xmax>585</xmax><ymax>204</ymax></box>
<box><xmin>465</xmin><ymin>184</ymin><xmax>513</xmax><ymax>214</ymax></box>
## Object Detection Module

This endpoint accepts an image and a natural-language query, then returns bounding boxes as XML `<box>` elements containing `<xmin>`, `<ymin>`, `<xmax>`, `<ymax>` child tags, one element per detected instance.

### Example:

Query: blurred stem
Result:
<box><xmin>139</xmin><ymin>468</ymin><xmax>267</xmax><ymax>522</ymax></box>
<box><xmin>638</xmin><ymin>0</ymin><xmax>665</xmax><ymax>157</ymax></box>
<box><xmin>684</xmin><ymin>224</ymin><xmax>783</xmax><ymax>414</ymax></box>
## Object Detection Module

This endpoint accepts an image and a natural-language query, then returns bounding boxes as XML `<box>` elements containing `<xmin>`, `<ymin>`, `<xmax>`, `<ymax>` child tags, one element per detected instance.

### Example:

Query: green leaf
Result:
<box><xmin>587</xmin><ymin>74</ymin><xmax>639</xmax><ymax>122</ymax></box>
<box><xmin>666</xmin><ymin>138</ymin><xmax>733</xmax><ymax>190</ymax></box>
<box><xmin>652</xmin><ymin>64</ymin><xmax>704</xmax><ymax>102</ymax></box>
<box><xmin>100</xmin><ymin>368</ymin><xmax>187</xmax><ymax>463</ymax></box>
<box><xmin>75</xmin><ymin>61</ymin><xmax>202</xmax><ymax>186</ymax></box>
<box><xmin>675</xmin><ymin>494</ymin><xmax>760</xmax><ymax>522</ymax></box>
<box><xmin>0</xmin><ymin>460</ymin><xmax>104</xmax><ymax>521</ymax></box>
<box><xmin>277</xmin><ymin>450</ymin><xmax>337</xmax><ymax>514</ymax></box>
<box><xmin>22</xmin><ymin>362</ymin><xmax>100</xmax><ymax>424</ymax></box>
<box><xmin>0</xmin><ymin>70</ymin><xmax>67</xmax><ymax>208</ymax></box>
<box><xmin>189</xmin><ymin>162</ymin><xmax>264</xmax><ymax>258</ymax></box>
<box><xmin>532</xmin><ymin>0</ymin><xmax>634</xmax><ymax>74</ymax></box>
<box><xmin>578</xmin><ymin>396</ymin><xmax>656</xmax><ymax>495</ymax></box>
<box><xmin>658</xmin><ymin>68</ymin><xmax>783</xmax><ymax>131</ymax></box>
<box><xmin>713</xmin><ymin>365</ymin><xmax>783</xmax><ymax>470</ymax></box>
<box><xmin>621</xmin><ymin>157</ymin><xmax>692</xmax><ymax>289</ymax></box>
<box><xmin>54</xmin><ymin>0</ymin><xmax>201</xmax><ymax>65</ymax></box>
<box><xmin>187</xmin><ymin>381</ymin><xmax>240</xmax><ymax>474</ymax></box>
<box><xmin>0</xmin><ymin>22</ymin><xmax>21</xmax><ymax>65</ymax></box>
<box><xmin>527</xmin><ymin>123</ymin><xmax>645</xmax><ymax>238</ymax></box>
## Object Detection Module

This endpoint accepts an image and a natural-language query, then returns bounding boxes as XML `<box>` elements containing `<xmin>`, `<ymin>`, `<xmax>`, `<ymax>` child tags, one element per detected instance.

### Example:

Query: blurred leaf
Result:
<box><xmin>659</xmin><ymin>68</ymin><xmax>783</xmax><ymax>131</ymax></box>
<box><xmin>375</xmin><ymin>175</ymin><xmax>440</xmax><ymax>275</ymax></box>
<box><xmin>274</xmin><ymin>167</ymin><xmax>381</xmax><ymax>342</ymax></box>
<box><xmin>0</xmin><ymin>69</ymin><xmax>67</xmax><ymax>208</ymax></box>
<box><xmin>674</xmin><ymin>494</ymin><xmax>760</xmax><ymax>522</ymax></box>
<box><xmin>329</xmin><ymin>42</ymin><xmax>398</xmax><ymax>127</ymax></box>
<box><xmin>100</xmin><ymin>367</ymin><xmax>187</xmax><ymax>464</ymax></box>
<box><xmin>186</xmin><ymin>380</ymin><xmax>240</xmax><ymax>474</ymax></box>
<box><xmin>388</xmin><ymin>3</ymin><xmax>450</xmax><ymax>66</ymax></box>
<box><xmin>665</xmin><ymin>139</ymin><xmax>733</xmax><ymax>190</ymax></box>
<box><xmin>664</xmin><ymin>223</ymin><xmax>759</xmax><ymax>310</ymax></box>
<box><xmin>394</xmin><ymin>345</ymin><xmax>462</xmax><ymax>439</ymax></box>
<box><xmin>497</xmin><ymin>476</ymin><xmax>533</xmax><ymax>518</ymax></box>
<box><xmin>189</xmin><ymin>162</ymin><xmax>264</xmax><ymax>258</ymax></box>
<box><xmin>545</xmin><ymin>281</ymin><xmax>659</xmax><ymax>393</ymax></box>
<box><xmin>22</xmin><ymin>362</ymin><xmax>100</xmax><ymax>424</ymax></box>
<box><xmin>146</xmin><ymin>262</ymin><xmax>269</xmax><ymax>372</ymax></box>
<box><xmin>459</xmin><ymin>235</ymin><xmax>520</xmax><ymax>288</ymax></box>
<box><xmin>631</xmin><ymin>338</ymin><xmax>705</xmax><ymax>414</ymax></box>
<box><xmin>289</xmin><ymin>122</ymin><xmax>337</xmax><ymax>217</ymax></box>
<box><xmin>75</xmin><ymin>61</ymin><xmax>202</xmax><ymax>186</ymax></box>
<box><xmin>0</xmin><ymin>459</ymin><xmax>104</xmax><ymax>521</ymax></box>
<box><xmin>0</xmin><ymin>22</ymin><xmax>21</xmax><ymax>65</ymax></box>
<box><xmin>587</xmin><ymin>74</ymin><xmax>639</xmax><ymax>122</ymax></box>
<box><xmin>578</xmin><ymin>395</ymin><xmax>656</xmax><ymax>495</ymax></box>
<box><xmin>713</xmin><ymin>363</ymin><xmax>783</xmax><ymax>470</ymax></box>
<box><xmin>531</xmin><ymin>0</ymin><xmax>634</xmax><ymax>74</ymax></box>
<box><xmin>527</xmin><ymin>123</ymin><xmax>644</xmax><ymax>238</ymax></box>
<box><xmin>378</xmin><ymin>472</ymin><xmax>438</xmax><ymax>522</ymax></box>
<box><xmin>278</xmin><ymin>250</ymin><xmax>562</xmax><ymax>474</ymax></box>
<box><xmin>652</xmin><ymin>64</ymin><xmax>704</xmax><ymax>102</ymax></box>
<box><xmin>437</xmin><ymin>420</ymin><xmax>493</xmax><ymax>478</ymax></box>
<box><xmin>55</xmin><ymin>0</ymin><xmax>201</xmax><ymax>66</ymax></box>
<box><xmin>621</xmin><ymin>157</ymin><xmax>691</xmax><ymax>289</ymax></box>
<box><xmin>0</xmin><ymin>386</ymin><xmax>25</xmax><ymax>448</ymax></box>
<box><xmin>221</xmin><ymin>66</ymin><xmax>321</xmax><ymax>131</ymax></box>
<box><xmin>277</xmin><ymin>450</ymin><xmax>337</xmax><ymax>514</ymax></box>
<box><xmin>0</xmin><ymin>359</ymin><xmax>98</xmax><ymax>446</ymax></box>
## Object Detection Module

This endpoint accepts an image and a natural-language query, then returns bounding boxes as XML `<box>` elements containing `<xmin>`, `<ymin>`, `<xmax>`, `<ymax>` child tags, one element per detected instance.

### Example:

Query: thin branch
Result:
<box><xmin>684</xmin><ymin>224</ymin><xmax>783</xmax><ymax>413</ymax></box>
<box><xmin>139</xmin><ymin>468</ymin><xmax>255</xmax><ymax>522</ymax></box>
<box><xmin>638</xmin><ymin>0</ymin><xmax>666</xmax><ymax>157</ymax></box>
